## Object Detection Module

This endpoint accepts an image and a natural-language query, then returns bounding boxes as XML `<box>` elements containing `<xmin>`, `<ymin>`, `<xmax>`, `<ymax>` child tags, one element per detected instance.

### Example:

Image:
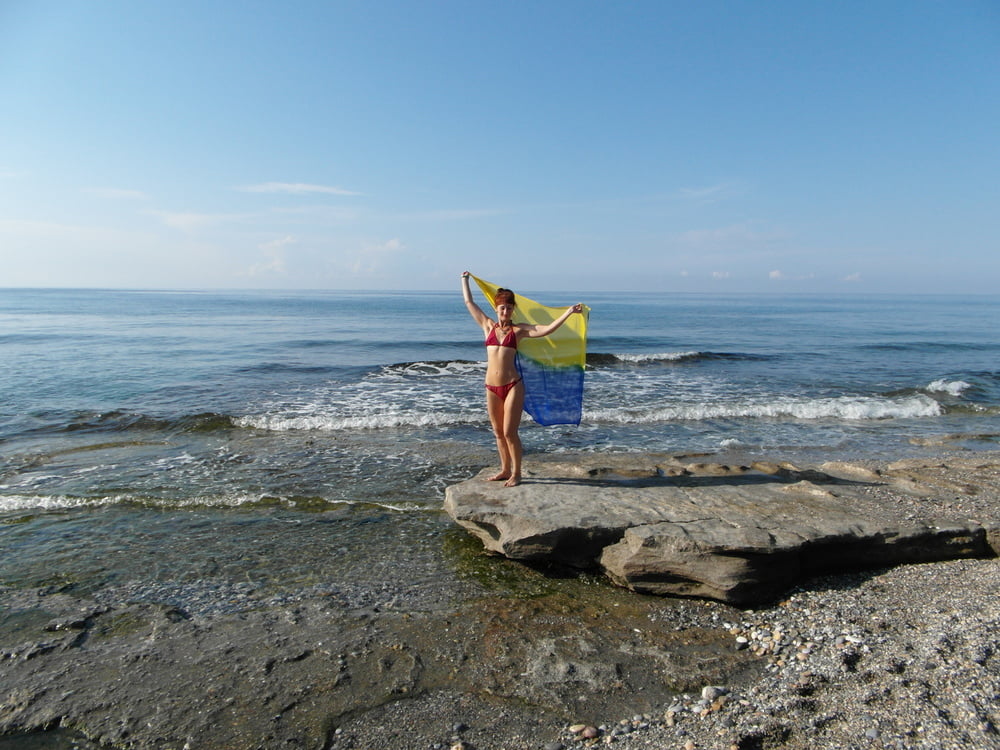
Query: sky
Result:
<box><xmin>2</xmin><ymin>1</ymin><xmax>998</xmax><ymax>293</ymax></box>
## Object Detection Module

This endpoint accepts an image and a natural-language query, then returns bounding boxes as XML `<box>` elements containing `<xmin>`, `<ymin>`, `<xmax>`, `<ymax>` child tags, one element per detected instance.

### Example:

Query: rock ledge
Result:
<box><xmin>444</xmin><ymin>453</ymin><xmax>1000</xmax><ymax>604</ymax></box>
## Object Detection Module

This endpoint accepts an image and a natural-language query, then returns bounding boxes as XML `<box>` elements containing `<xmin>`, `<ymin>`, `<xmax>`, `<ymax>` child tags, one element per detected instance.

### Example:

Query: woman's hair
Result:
<box><xmin>494</xmin><ymin>288</ymin><xmax>516</xmax><ymax>307</ymax></box>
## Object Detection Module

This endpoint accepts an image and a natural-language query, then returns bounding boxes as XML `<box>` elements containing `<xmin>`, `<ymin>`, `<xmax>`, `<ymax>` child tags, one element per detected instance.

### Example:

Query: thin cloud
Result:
<box><xmin>396</xmin><ymin>208</ymin><xmax>506</xmax><ymax>221</ymax></box>
<box><xmin>677</xmin><ymin>222</ymin><xmax>788</xmax><ymax>250</ymax></box>
<box><xmin>351</xmin><ymin>238</ymin><xmax>406</xmax><ymax>274</ymax></box>
<box><xmin>84</xmin><ymin>187</ymin><xmax>149</xmax><ymax>200</ymax></box>
<box><xmin>1</xmin><ymin>218</ymin><xmax>129</xmax><ymax>241</ymax></box>
<box><xmin>270</xmin><ymin>205</ymin><xmax>364</xmax><ymax>225</ymax></box>
<box><xmin>147</xmin><ymin>210</ymin><xmax>247</xmax><ymax>231</ymax></box>
<box><xmin>769</xmin><ymin>269</ymin><xmax>816</xmax><ymax>282</ymax></box>
<box><xmin>844</xmin><ymin>273</ymin><xmax>862</xmax><ymax>282</ymax></box>
<box><xmin>238</xmin><ymin>182</ymin><xmax>362</xmax><ymax>197</ymax></box>
<box><xmin>241</xmin><ymin>236</ymin><xmax>294</xmax><ymax>277</ymax></box>
<box><xmin>678</xmin><ymin>184</ymin><xmax>730</xmax><ymax>200</ymax></box>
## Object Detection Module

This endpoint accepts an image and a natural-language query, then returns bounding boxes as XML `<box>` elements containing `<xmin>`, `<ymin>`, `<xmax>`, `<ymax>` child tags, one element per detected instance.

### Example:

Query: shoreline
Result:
<box><xmin>1</xmin><ymin>449</ymin><xmax>998</xmax><ymax>749</ymax></box>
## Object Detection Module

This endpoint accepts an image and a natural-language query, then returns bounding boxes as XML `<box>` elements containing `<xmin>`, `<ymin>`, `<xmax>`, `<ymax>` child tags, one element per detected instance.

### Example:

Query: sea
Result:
<box><xmin>1</xmin><ymin>288</ymin><xmax>999</xmax><ymax>660</ymax></box>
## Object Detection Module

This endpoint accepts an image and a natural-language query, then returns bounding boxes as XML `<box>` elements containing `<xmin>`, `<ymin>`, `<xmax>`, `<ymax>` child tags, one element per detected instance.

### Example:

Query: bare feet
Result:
<box><xmin>503</xmin><ymin>475</ymin><xmax>521</xmax><ymax>487</ymax></box>
<box><xmin>487</xmin><ymin>472</ymin><xmax>511</xmax><ymax>482</ymax></box>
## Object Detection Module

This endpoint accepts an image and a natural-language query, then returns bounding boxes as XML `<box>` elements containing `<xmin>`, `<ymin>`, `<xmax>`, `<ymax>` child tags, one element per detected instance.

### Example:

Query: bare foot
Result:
<box><xmin>503</xmin><ymin>475</ymin><xmax>521</xmax><ymax>487</ymax></box>
<box><xmin>487</xmin><ymin>472</ymin><xmax>511</xmax><ymax>482</ymax></box>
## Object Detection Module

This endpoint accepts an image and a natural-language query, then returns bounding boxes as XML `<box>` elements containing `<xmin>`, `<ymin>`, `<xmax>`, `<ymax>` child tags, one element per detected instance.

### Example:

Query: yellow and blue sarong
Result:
<box><xmin>471</xmin><ymin>275</ymin><xmax>589</xmax><ymax>426</ymax></box>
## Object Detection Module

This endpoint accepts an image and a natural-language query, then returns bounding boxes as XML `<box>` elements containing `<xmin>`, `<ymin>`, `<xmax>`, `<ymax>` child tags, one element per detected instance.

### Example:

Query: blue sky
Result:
<box><xmin>2</xmin><ymin>1</ymin><xmax>998</xmax><ymax>292</ymax></box>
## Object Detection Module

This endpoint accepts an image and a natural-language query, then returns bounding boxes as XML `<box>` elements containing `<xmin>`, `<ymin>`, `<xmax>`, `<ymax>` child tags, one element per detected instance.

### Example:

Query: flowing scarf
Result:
<box><xmin>470</xmin><ymin>275</ymin><xmax>589</xmax><ymax>426</ymax></box>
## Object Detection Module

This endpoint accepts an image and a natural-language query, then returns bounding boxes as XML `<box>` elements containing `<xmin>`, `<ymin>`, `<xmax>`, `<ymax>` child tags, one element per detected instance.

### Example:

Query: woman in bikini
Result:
<box><xmin>461</xmin><ymin>271</ymin><xmax>584</xmax><ymax>487</ymax></box>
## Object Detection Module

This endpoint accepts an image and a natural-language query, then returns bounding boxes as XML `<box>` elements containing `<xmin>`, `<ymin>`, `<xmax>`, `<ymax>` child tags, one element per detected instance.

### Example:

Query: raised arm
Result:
<box><xmin>461</xmin><ymin>272</ymin><xmax>492</xmax><ymax>330</ymax></box>
<box><xmin>522</xmin><ymin>303</ymin><xmax>585</xmax><ymax>339</ymax></box>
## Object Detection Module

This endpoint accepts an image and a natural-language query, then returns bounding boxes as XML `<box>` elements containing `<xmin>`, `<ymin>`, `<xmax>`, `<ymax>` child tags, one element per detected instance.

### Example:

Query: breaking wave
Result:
<box><xmin>925</xmin><ymin>379</ymin><xmax>973</xmax><ymax>397</ymax></box>
<box><xmin>586</xmin><ymin>394</ymin><xmax>942</xmax><ymax>424</ymax></box>
<box><xmin>234</xmin><ymin>410</ymin><xmax>475</xmax><ymax>432</ymax></box>
<box><xmin>0</xmin><ymin>492</ymin><xmax>422</xmax><ymax>514</ymax></box>
<box><xmin>587</xmin><ymin>351</ymin><xmax>769</xmax><ymax>366</ymax></box>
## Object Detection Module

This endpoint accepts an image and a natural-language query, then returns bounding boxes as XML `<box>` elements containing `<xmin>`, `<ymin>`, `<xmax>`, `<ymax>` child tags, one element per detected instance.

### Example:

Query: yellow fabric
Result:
<box><xmin>470</xmin><ymin>275</ymin><xmax>589</xmax><ymax>368</ymax></box>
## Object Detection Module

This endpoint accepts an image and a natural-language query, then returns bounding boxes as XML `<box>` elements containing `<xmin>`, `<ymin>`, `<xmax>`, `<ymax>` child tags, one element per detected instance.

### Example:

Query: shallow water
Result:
<box><xmin>3</xmin><ymin>289</ymin><xmax>999</xmax><ymax>602</ymax></box>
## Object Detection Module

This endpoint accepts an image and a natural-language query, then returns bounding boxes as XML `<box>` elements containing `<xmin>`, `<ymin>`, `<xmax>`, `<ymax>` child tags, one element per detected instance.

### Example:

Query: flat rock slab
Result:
<box><xmin>444</xmin><ymin>453</ymin><xmax>1000</xmax><ymax>604</ymax></box>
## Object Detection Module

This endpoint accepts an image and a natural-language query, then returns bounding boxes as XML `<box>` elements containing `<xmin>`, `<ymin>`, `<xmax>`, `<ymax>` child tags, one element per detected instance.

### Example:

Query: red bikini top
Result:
<box><xmin>485</xmin><ymin>325</ymin><xmax>517</xmax><ymax>349</ymax></box>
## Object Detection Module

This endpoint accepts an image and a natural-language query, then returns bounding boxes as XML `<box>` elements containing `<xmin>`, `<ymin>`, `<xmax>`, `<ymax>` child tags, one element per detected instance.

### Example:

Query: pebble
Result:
<box><xmin>700</xmin><ymin>686</ymin><xmax>727</xmax><ymax>702</ymax></box>
<box><xmin>556</xmin><ymin>527</ymin><xmax>1000</xmax><ymax>750</ymax></box>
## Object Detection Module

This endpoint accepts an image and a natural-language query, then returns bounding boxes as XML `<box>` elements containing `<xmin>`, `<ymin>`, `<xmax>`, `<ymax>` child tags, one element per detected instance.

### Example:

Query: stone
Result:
<box><xmin>443</xmin><ymin>453</ymin><xmax>1000</xmax><ymax>605</ymax></box>
<box><xmin>701</xmin><ymin>686</ymin><xmax>727</xmax><ymax>701</ymax></box>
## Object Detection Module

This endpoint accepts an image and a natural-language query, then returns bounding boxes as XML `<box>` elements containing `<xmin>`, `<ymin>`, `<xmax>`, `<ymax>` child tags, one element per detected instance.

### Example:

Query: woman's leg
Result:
<box><xmin>486</xmin><ymin>389</ymin><xmax>512</xmax><ymax>481</ymax></box>
<box><xmin>501</xmin><ymin>384</ymin><xmax>525</xmax><ymax>486</ymax></box>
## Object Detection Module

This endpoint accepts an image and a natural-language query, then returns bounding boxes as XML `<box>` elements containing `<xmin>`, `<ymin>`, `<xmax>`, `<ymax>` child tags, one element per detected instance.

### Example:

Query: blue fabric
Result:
<box><xmin>516</xmin><ymin>356</ymin><xmax>586</xmax><ymax>426</ymax></box>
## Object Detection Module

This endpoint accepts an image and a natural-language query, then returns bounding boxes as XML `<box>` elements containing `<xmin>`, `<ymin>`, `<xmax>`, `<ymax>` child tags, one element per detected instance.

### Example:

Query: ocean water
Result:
<box><xmin>1</xmin><ymin>288</ymin><xmax>999</xmax><ymax>616</ymax></box>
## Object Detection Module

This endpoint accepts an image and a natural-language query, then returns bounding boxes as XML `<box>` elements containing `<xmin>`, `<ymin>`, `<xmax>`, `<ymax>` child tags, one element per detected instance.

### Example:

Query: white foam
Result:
<box><xmin>0</xmin><ymin>492</ymin><xmax>263</xmax><ymax>513</ymax></box>
<box><xmin>72</xmin><ymin>464</ymin><xmax>118</xmax><ymax>475</ymax></box>
<box><xmin>614</xmin><ymin>351</ymin><xmax>702</xmax><ymax>363</ymax></box>
<box><xmin>151</xmin><ymin>453</ymin><xmax>196</xmax><ymax>467</ymax></box>
<box><xmin>0</xmin><ymin>492</ymin><xmax>423</xmax><ymax>513</ymax></box>
<box><xmin>0</xmin><ymin>494</ymin><xmax>99</xmax><ymax>512</ymax></box>
<box><xmin>926</xmin><ymin>379</ymin><xmax>972</xmax><ymax>396</ymax></box>
<box><xmin>235</xmin><ymin>409</ymin><xmax>476</xmax><ymax>431</ymax></box>
<box><xmin>586</xmin><ymin>394</ymin><xmax>942</xmax><ymax>424</ymax></box>
<box><xmin>372</xmin><ymin>360</ymin><xmax>483</xmax><ymax>379</ymax></box>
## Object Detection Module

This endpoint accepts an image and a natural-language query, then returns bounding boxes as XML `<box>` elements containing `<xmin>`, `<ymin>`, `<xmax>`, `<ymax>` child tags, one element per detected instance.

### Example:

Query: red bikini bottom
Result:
<box><xmin>485</xmin><ymin>378</ymin><xmax>522</xmax><ymax>401</ymax></box>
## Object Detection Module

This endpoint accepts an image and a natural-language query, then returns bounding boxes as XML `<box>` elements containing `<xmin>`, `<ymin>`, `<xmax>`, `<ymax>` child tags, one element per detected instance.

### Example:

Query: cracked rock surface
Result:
<box><xmin>444</xmin><ymin>453</ymin><xmax>1000</xmax><ymax>604</ymax></box>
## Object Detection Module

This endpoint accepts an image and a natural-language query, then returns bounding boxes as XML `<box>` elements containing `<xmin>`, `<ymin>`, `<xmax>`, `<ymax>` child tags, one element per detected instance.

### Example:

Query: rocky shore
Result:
<box><xmin>1</xmin><ymin>451</ymin><xmax>998</xmax><ymax>749</ymax></box>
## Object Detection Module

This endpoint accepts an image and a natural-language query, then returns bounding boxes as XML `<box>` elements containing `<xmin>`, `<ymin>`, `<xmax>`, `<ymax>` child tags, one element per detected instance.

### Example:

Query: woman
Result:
<box><xmin>462</xmin><ymin>272</ymin><xmax>584</xmax><ymax>487</ymax></box>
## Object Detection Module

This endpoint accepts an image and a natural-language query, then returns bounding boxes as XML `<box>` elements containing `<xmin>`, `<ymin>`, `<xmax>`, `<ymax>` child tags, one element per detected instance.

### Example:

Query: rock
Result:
<box><xmin>701</xmin><ymin>686</ymin><xmax>727</xmax><ymax>701</ymax></box>
<box><xmin>443</xmin><ymin>454</ymin><xmax>1000</xmax><ymax>605</ymax></box>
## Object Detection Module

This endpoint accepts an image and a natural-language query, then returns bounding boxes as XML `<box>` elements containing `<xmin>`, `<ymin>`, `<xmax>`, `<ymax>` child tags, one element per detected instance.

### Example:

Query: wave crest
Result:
<box><xmin>925</xmin><ymin>379</ymin><xmax>973</xmax><ymax>397</ymax></box>
<box><xmin>587</xmin><ymin>351</ymin><xmax>771</xmax><ymax>366</ymax></box>
<box><xmin>235</xmin><ymin>410</ymin><xmax>475</xmax><ymax>432</ymax></box>
<box><xmin>586</xmin><ymin>394</ymin><xmax>942</xmax><ymax>424</ymax></box>
<box><xmin>0</xmin><ymin>492</ymin><xmax>423</xmax><ymax>513</ymax></box>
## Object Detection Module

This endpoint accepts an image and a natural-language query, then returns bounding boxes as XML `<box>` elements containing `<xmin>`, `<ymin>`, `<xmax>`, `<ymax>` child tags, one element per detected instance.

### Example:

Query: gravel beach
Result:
<box><xmin>1</xmin><ymin>450</ymin><xmax>998</xmax><ymax>750</ymax></box>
